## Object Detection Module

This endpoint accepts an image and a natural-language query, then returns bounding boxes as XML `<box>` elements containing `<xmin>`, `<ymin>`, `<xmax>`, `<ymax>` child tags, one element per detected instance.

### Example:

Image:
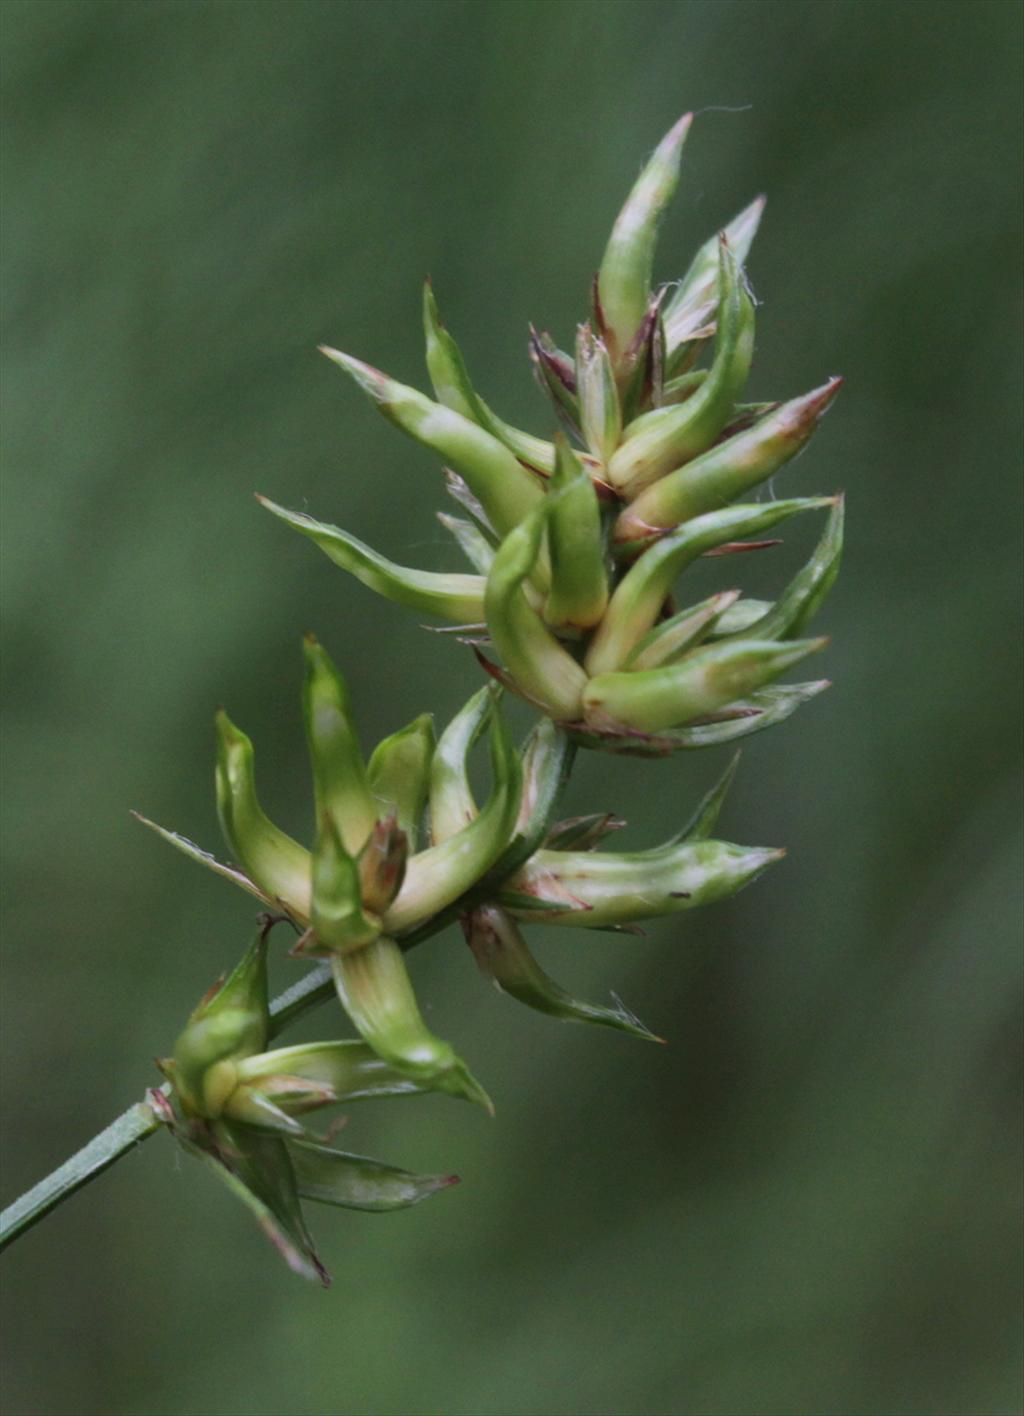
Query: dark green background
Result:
<box><xmin>2</xmin><ymin>2</ymin><xmax>1021</xmax><ymax>1413</ymax></box>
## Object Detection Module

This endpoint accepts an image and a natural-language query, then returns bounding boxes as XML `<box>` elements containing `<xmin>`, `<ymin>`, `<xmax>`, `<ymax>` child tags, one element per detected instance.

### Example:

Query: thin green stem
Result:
<box><xmin>266</xmin><ymin>961</ymin><xmax>333</xmax><ymax>1037</ymax></box>
<box><xmin>0</xmin><ymin>1102</ymin><xmax>161</xmax><ymax>1249</ymax></box>
<box><xmin>0</xmin><ymin>728</ymin><xmax>576</xmax><ymax>1255</ymax></box>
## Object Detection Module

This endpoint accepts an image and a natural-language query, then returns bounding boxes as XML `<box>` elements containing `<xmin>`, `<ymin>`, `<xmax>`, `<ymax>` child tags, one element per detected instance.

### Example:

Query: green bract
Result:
<box><xmin>133</xmin><ymin>114</ymin><xmax>843</xmax><ymax>1282</ymax></box>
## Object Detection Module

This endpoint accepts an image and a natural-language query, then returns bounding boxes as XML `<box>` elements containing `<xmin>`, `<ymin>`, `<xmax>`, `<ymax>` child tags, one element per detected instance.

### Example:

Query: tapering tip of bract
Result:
<box><xmin>739</xmin><ymin>844</ymin><xmax>787</xmax><ymax>882</ymax></box>
<box><xmin>214</xmin><ymin>706</ymin><xmax>245</xmax><ymax>747</ymax></box>
<box><xmin>465</xmin><ymin>1073</ymin><xmax>496</xmax><ymax>1117</ymax></box>
<box><xmin>728</xmin><ymin>841</ymin><xmax>788</xmax><ymax>882</ymax></box>
<box><xmin>666</xmin><ymin>111</ymin><xmax>694</xmax><ymax>145</ymax></box>
<box><xmin>807</xmin><ymin>375</ymin><xmax>844</xmax><ymax>411</ymax></box>
<box><xmin>318</xmin><ymin>345</ymin><xmax>390</xmax><ymax>401</ymax></box>
<box><xmin>726</xmin><ymin>194</ymin><xmax>767</xmax><ymax>252</ymax></box>
<box><xmin>422</xmin><ymin>277</ymin><xmax>442</xmax><ymax>325</ymax></box>
<box><xmin>436</xmin><ymin>1052</ymin><xmax>496</xmax><ymax>1115</ymax></box>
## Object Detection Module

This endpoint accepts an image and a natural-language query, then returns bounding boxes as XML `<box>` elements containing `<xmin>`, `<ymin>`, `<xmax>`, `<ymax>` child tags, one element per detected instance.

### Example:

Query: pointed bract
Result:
<box><xmin>511</xmin><ymin>717</ymin><xmax>578</xmax><ymax>845</ymax></box>
<box><xmin>171</xmin><ymin>929</ymin><xmax>269</xmax><ymax>1118</ymax></box>
<box><xmin>444</xmin><ymin>469</ymin><xmax>496</xmax><ymax>537</ymax></box>
<box><xmin>221</xmin><ymin>1083</ymin><xmax>309</xmax><ymax>1137</ymax></box>
<box><xmin>321</xmin><ymin>346</ymin><xmax>543</xmax><ymax>535</ymax></box>
<box><xmin>424</xmin><ymin>283</ymin><xmax>559</xmax><ymax>474</ymax></box>
<box><xmin>463</xmin><ymin>905</ymin><xmax>659</xmax><ymax>1040</ymax></box>
<box><xmin>303</xmin><ymin>636</ymin><xmax>377</xmax><ymax>855</ymax></box>
<box><xmin>423</xmin><ymin>280</ymin><xmax>490</xmax><ymax>425</ymax></box>
<box><xmin>660</xmin><ymin>367</ymin><xmax>708</xmax><ymax>406</ymax></box>
<box><xmin>506</xmin><ymin>838</ymin><xmax>783</xmax><ymax>927</ymax></box>
<box><xmin>583</xmin><ymin>636</ymin><xmax>828</xmax><ymax>734</ymax></box>
<box><xmin>288</xmin><ymin>1137</ymin><xmax>458</xmax><ymax>1213</ymax></box>
<box><xmin>648</xmin><ymin>680</ymin><xmax>832</xmax><ymax>748</ymax></box>
<box><xmin>310</xmin><ymin>812</ymin><xmax>381</xmax><ymax>954</ymax></box>
<box><xmin>429</xmin><ymin>687</ymin><xmax>492</xmax><ymax>844</ymax></box>
<box><xmin>484</xmin><ymin>505</ymin><xmax>589</xmax><ymax>719</ymax></box>
<box><xmin>586</xmin><ymin>499</ymin><xmax>831</xmax><ymax>676</ymax></box>
<box><xmin>544</xmin><ymin>812</ymin><xmax>626</xmax><ymax>851</ymax></box>
<box><xmin>366</xmin><ymin>714</ymin><xmax>435</xmax><ymax>852</ymax></box>
<box><xmin>607</xmin><ymin>239</ymin><xmax>755</xmax><ymax>497</ymax></box>
<box><xmin>575</xmin><ymin>324</ymin><xmax>622</xmax><ymax>462</ymax></box>
<box><xmin>236</xmin><ymin>1038</ymin><xmax>433</xmax><ymax>1102</ymax></box>
<box><xmin>561</xmin><ymin>680</ymin><xmax>828</xmax><ymax>755</ymax></box>
<box><xmin>260</xmin><ymin>498</ymin><xmax>486</xmax><ymax>623</ymax></box>
<box><xmin>529</xmin><ymin>327</ymin><xmax>582</xmax><ymax>439</ymax></box>
<box><xmin>176</xmin><ymin>1124</ymin><xmax>328</xmax><ymax>1285</ymax></box>
<box><xmin>618</xmin><ymin>293</ymin><xmax>668</xmax><ymax>421</ymax></box>
<box><xmin>132</xmin><ymin>813</ymin><xmax>274</xmax><ymax>907</ymax></box>
<box><xmin>542</xmin><ymin>437</ymin><xmax>610</xmax><ymax>632</ymax></box>
<box><xmin>626</xmin><ymin>590</ymin><xmax>741</xmax><ymax>671</ymax></box>
<box><xmin>616</xmin><ymin>379</ymin><xmax>842</xmax><ymax>543</ymax></box>
<box><xmin>663</xmin><ymin>195</ymin><xmax>766</xmax><ymax>352</ymax></box>
<box><xmin>437</xmin><ymin>511</ymin><xmax>494</xmax><ymax>574</ymax></box>
<box><xmin>718</xmin><ymin>495</ymin><xmax>845</xmax><ymax>641</ymax></box>
<box><xmin>215</xmin><ymin>711</ymin><xmax>312</xmax><ymax>918</ymax></box>
<box><xmin>597</xmin><ymin>114</ymin><xmax>692</xmax><ymax>358</ymax></box>
<box><xmin>706</xmin><ymin>597</ymin><xmax>774</xmax><ymax>638</ymax></box>
<box><xmin>668</xmin><ymin>752</ymin><xmax>742</xmax><ymax>844</ymax></box>
<box><xmin>385</xmin><ymin>703</ymin><xmax>521</xmax><ymax>933</ymax></box>
<box><xmin>331</xmin><ymin>937</ymin><xmax>492</xmax><ymax>1111</ymax></box>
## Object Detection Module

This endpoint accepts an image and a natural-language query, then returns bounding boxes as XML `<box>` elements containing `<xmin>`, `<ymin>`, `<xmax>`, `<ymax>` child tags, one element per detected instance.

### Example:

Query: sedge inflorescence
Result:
<box><xmin>145</xmin><ymin>114</ymin><xmax>843</xmax><ymax>1282</ymax></box>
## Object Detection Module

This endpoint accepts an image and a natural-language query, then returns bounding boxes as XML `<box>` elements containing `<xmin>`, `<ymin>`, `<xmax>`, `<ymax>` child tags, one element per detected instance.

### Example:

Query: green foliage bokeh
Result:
<box><xmin>1</xmin><ymin>2</ymin><xmax>1021</xmax><ymax>1413</ymax></box>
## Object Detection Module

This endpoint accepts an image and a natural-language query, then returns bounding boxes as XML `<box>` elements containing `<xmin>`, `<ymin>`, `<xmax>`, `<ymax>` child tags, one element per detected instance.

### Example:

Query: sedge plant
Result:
<box><xmin>0</xmin><ymin>115</ymin><xmax>843</xmax><ymax>1284</ymax></box>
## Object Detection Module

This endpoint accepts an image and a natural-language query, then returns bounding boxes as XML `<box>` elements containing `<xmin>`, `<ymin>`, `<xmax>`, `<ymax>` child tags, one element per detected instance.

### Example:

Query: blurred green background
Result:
<box><xmin>2</xmin><ymin>2</ymin><xmax>1021</xmax><ymax>1413</ymax></box>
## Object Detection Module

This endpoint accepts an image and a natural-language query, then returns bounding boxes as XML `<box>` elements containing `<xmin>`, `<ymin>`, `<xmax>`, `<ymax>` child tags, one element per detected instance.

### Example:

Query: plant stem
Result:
<box><xmin>0</xmin><ymin>728</ymin><xmax>576</xmax><ymax>1254</ymax></box>
<box><xmin>266</xmin><ymin>961</ymin><xmax>333</xmax><ymax>1037</ymax></box>
<box><xmin>0</xmin><ymin>1101</ymin><xmax>161</xmax><ymax>1249</ymax></box>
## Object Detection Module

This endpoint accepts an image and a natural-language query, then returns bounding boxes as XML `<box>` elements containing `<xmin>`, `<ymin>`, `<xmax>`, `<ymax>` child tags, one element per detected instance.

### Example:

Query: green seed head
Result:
<box><xmin>141</xmin><ymin>118</ymin><xmax>848</xmax><ymax>1282</ymax></box>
